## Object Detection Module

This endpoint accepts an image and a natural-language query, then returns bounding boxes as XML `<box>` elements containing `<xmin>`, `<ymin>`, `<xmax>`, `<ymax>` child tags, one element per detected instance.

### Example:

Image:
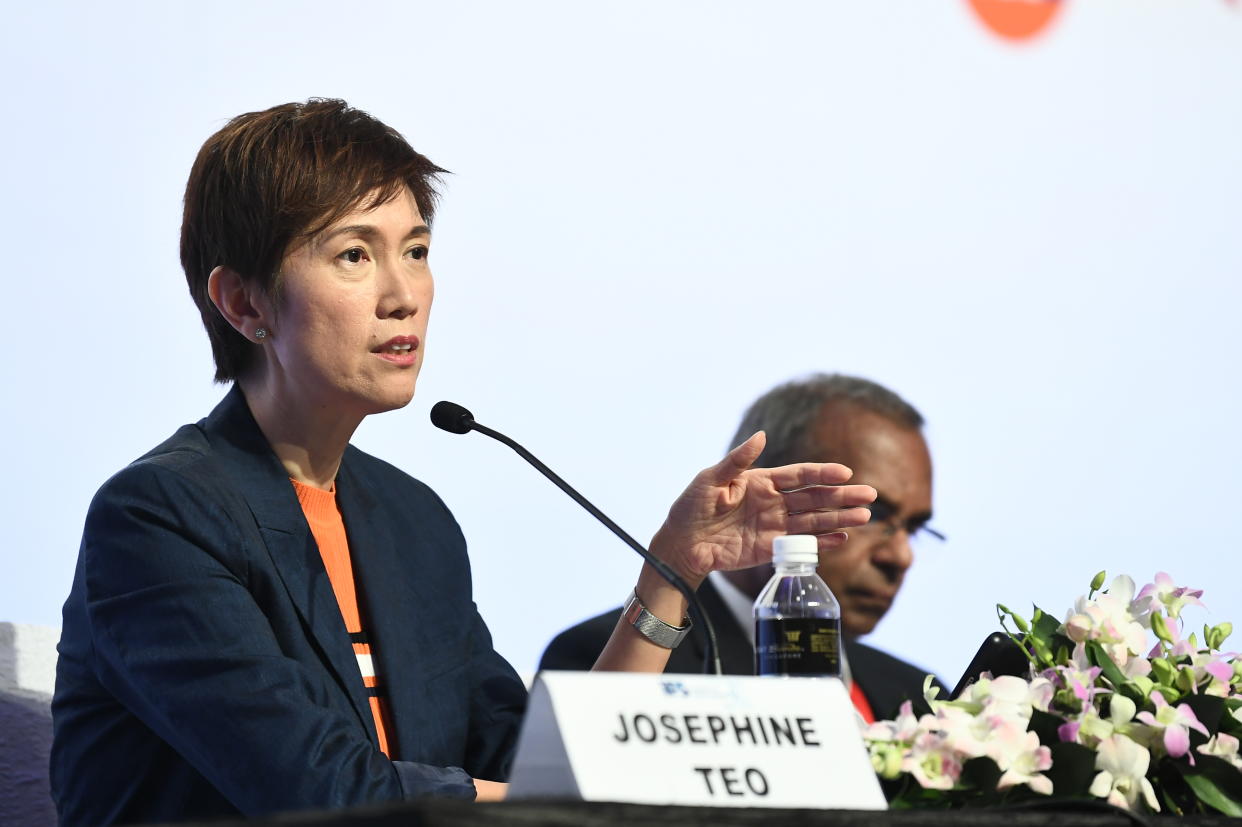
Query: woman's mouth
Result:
<box><xmin>374</xmin><ymin>336</ymin><xmax>420</xmax><ymax>365</ymax></box>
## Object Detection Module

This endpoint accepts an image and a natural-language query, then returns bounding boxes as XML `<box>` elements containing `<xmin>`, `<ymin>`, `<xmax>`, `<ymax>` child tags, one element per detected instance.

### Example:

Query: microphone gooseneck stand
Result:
<box><xmin>430</xmin><ymin>401</ymin><xmax>723</xmax><ymax>675</ymax></box>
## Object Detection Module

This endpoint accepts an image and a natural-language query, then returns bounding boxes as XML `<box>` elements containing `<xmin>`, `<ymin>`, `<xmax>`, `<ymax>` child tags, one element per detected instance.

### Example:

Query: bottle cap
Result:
<box><xmin>772</xmin><ymin>535</ymin><xmax>819</xmax><ymax>566</ymax></box>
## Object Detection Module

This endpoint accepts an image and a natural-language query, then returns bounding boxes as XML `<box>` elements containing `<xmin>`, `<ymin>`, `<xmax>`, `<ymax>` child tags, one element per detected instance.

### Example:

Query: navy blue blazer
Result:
<box><xmin>51</xmin><ymin>388</ymin><xmax>526</xmax><ymax>825</ymax></box>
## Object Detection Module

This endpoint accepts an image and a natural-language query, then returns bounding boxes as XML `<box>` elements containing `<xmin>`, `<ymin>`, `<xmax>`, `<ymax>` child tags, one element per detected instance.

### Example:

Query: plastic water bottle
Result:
<box><xmin>753</xmin><ymin>535</ymin><xmax>842</xmax><ymax>677</ymax></box>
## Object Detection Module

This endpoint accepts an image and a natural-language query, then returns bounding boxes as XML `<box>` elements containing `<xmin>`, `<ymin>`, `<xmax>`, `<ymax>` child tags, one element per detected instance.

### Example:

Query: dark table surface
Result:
<box><xmin>194</xmin><ymin>798</ymin><xmax>1237</xmax><ymax>827</ymax></box>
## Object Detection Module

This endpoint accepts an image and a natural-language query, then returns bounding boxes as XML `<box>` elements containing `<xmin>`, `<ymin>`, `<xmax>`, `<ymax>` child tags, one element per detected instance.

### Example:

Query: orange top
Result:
<box><xmin>290</xmin><ymin>479</ymin><xmax>393</xmax><ymax>757</ymax></box>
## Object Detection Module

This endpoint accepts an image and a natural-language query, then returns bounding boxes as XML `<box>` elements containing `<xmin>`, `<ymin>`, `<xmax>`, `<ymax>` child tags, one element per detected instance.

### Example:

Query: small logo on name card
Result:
<box><xmin>658</xmin><ymin>678</ymin><xmax>747</xmax><ymax>704</ymax></box>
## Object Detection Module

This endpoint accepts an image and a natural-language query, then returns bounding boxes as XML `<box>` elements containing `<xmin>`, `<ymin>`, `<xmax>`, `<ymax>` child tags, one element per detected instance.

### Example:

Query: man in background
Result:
<box><xmin>539</xmin><ymin>373</ymin><xmax>941</xmax><ymax>721</ymax></box>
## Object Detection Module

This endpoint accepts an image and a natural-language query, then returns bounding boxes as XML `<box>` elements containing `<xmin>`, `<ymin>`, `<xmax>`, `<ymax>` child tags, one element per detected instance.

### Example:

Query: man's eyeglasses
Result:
<box><xmin>859</xmin><ymin>496</ymin><xmax>945</xmax><ymax>543</ymax></box>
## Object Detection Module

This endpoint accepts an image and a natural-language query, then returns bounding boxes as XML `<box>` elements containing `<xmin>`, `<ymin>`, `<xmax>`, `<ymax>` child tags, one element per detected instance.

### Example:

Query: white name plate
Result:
<box><xmin>507</xmin><ymin>671</ymin><xmax>886</xmax><ymax>810</ymax></box>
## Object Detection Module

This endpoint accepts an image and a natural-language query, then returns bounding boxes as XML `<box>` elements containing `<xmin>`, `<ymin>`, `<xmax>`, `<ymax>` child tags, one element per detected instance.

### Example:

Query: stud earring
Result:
<box><xmin>254</xmin><ymin>328</ymin><xmax>268</xmax><ymax>340</ymax></box>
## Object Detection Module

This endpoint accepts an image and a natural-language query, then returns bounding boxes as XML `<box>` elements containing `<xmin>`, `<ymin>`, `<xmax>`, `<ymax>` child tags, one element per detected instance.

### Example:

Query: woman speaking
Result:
<box><xmin>49</xmin><ymin>99</ymin><xmax>875</xmax><ymax>825</ymax></box>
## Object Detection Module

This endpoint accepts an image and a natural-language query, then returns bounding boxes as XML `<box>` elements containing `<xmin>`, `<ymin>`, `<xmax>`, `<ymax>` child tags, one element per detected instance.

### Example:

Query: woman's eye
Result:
<box><xmin>407</xmin><ymin>245</ymin><xmax>429</xmax><ymax>261</ymax></box>
<box><xmin>340</xmin><ymin>248</ymin><xmax>366</xmax><ymax>264</ymax></box>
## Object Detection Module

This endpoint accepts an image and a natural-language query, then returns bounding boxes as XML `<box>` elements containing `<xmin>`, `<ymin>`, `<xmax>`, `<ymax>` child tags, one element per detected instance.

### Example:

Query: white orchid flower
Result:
<box><xmin>957</xmin><ymin>674</ymin><xmax>1052</xmax><ymax>722</ymax></box>
<box><xmin>1089</xmin><ymin>734</ymin><xmax>1160</xmax><ymax>812</ymax></box>
<box><xmin>1197</xmin><ymin>733</ymin><xmax>1242</xmax><ymax>771</ymax></box>
<box><xmin>988</xmin><ymin>725</ymin><xmax>1053</xmax><ymax>795</ymax></box>
<box><xmin>1063</xmin><ymin>576</ymin><xmax>1150</xmax><ymax>666</ymax></box>
<box><xmin>1061</xmin><ymin>707</ymin><xmax>1115</xmax><ymax>749</ymax></box>
<box><xmin>1109</xmin><ymin>695</ymin><xmax>1137</xmax><ymax>728</ymax></box>
<box><xmin>934</xmin><ymin>705</ymin><xmax>992</xmax><ymax>760</ymax></box>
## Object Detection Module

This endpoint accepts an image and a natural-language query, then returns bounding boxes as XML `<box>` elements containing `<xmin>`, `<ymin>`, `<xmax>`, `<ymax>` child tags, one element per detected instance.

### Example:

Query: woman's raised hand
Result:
<box><xmin>649</xmin><ymin>431</ymin><xmax>877</xmax><ymax>585</ymax></box>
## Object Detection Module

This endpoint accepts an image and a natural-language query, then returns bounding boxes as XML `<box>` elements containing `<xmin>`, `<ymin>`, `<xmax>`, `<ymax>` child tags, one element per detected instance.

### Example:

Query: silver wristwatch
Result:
<box><xmin>622</xmin><ymin>589</ymin><xmax>692</xmax><ymax>649</ymax></box>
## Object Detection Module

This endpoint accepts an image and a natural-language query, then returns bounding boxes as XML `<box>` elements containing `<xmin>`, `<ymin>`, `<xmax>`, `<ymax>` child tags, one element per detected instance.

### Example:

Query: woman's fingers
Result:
<box><xmin>783</xmin><ymin>505</ymin><xmax>873</xmax><ymax>535</ymax></box>
<box><xmin>779</xmin><ymin>482</ymin><xmax>877</xmax><ymax>514</ymax></box>
<box><xmin>765</xmin><ymin>461</ymin><xmax>857</xmax><ymax>490</ymax></box>
<box><xmin>706</xmin><ymin>431</ymin><xmax>767</xmax><ymax>485</ymax></box>
<box><xmin>815</xmin><ymin>531</ymin><xmax>852</xmax><ymax>549</ymax></box>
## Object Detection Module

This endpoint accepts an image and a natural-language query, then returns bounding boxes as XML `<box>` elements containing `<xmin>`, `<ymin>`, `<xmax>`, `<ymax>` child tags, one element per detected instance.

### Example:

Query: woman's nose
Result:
<box><xmin>377</xmin><ymin>261</ymin><xmax>427</xmax><ymax>319</ymax></box>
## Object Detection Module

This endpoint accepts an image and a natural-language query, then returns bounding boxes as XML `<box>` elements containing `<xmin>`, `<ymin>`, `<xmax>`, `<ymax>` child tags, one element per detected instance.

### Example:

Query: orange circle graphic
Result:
<box><xmin>967</xmin><ymin>0</ymin><xmax>1064</xmax><ymax>42</ymax></box>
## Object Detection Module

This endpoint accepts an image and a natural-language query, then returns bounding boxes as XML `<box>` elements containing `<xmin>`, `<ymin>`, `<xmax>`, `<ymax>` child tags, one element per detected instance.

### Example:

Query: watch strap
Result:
<box><xmin>622</xmin><ymin>588</ymin><xmax>692</xmax><ymax>649</ymax></box>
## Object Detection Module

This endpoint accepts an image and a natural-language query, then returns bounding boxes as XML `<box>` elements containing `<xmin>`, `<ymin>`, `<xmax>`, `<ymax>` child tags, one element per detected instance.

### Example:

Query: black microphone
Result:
<box><xmin>430</xmin><ymin>401</ymin><xmax>474</xmax><ymax>434</ymax></box>
<box><xmin>430</xmin><ymin>400</ymin><xmax>722</xmax><ymax>675</ymax></box>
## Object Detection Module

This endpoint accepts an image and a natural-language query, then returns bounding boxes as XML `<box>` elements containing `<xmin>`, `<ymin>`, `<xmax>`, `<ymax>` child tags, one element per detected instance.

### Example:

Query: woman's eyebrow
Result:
<box><xmin>319</xmin><ymin>223</ymin><xmax>430</xmax><ymax>243</ymax></box>
<box><xmin>320</xmin><ymin>224</ymin><xmax>376</xmax><ymax>243</ymax></box>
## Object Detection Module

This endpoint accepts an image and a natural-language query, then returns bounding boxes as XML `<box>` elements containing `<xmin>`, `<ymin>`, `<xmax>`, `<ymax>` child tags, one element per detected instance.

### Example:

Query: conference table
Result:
<box><xmin>207</xmin><ymin>798</ymin><xmax>1235</xmax><ymax>826</ymax></box>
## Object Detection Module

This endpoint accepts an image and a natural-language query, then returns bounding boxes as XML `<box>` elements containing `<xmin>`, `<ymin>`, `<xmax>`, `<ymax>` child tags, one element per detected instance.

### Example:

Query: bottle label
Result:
<box><xmin>755</xmin><ymin>617</ymin><xmax>841</xmax><ymax>677</ymax></box>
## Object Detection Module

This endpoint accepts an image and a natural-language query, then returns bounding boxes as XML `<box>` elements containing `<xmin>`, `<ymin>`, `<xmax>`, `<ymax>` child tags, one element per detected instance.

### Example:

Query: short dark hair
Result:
<box><xmin>729</xmin><ymin>373</ymin><xmax>924</xmax><ymax>468</ymax></box>
<box><xmin>180</xmin><ymin>98</ymin><xmax>447</xmax><ymax>382</ymax></box>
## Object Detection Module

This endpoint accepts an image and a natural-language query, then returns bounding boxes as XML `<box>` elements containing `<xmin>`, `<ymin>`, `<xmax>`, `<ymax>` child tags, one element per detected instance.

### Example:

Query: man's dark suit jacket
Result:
<box><xmin>539</xmin><ymin>578</ymin><xmax>936</xmax><ymax>722</ymax></box>
<box><xmin>51</xmin><ymin>388</ymin><xmax>526</xmax><ymax>825</ymax></box>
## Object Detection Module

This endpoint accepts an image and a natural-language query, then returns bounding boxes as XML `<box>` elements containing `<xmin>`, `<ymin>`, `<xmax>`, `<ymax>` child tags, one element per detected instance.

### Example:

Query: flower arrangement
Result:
<box><xmin>863</xmin><ymin>572</ymin><xmax>1242</xmax><ymax>815</ymax></box>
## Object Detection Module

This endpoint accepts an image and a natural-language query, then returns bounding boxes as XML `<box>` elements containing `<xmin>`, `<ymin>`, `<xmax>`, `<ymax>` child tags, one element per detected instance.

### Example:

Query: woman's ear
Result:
<box><xmin>208</xmin><ymin>266</ymin><xmax>271</xmax><ymax>340</ymax></box>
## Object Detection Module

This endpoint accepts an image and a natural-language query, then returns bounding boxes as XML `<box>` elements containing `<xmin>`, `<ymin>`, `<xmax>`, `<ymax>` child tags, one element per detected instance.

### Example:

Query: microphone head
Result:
<box><xmin>430</xmin><ymin>401</ymin><xmax>475</xmax><ymax>435</ymax></box>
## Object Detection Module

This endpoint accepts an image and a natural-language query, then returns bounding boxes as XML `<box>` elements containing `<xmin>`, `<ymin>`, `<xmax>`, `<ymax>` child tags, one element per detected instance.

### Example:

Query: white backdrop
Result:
<box><xmin>2</xmin><ymin>0</ymin><xmax>1239</xmax><ymax>686</ymax></box>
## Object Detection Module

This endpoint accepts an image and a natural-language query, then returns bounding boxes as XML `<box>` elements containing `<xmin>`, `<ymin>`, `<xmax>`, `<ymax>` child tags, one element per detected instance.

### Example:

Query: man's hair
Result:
<box><xmin>729</xmin><ymin>373</ymin><xmax>924</xmax><ymax>468</ymax></box>
<box><xmin>180</xmin><ymin>98</ymin><xmax>447</xmax><ymax>382</ymax></box>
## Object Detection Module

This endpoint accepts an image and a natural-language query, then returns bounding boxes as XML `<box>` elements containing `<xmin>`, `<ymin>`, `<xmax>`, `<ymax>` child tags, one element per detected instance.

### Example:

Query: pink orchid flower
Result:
<box><xmin>1135</xmin><ymin>693</ymin><xmax>1210</xmax><ymax>762</ymax></box>
<box><xmin>989</xmin><ymin>726</ymin><xmax>1053</xmax><ymax>795</ymax></box>
<box><xmin>1135</xmin><ymin>572</ymin><xmax>1205</xmax><ymax>620</ymax></box>
<box><xmin>1190</xmin><ymin>651</ymin><xmax>1238</xmax><ymax>696</ymax></box>
<box><xmin>1043</xmin><ymin>642</ymin><xmax>1103</xmax><ymax>707</ymax></box>
<box><xmin>904</xmin><ymin>732</ymin><xmax>963</xmax><ymax>790</ymax></box>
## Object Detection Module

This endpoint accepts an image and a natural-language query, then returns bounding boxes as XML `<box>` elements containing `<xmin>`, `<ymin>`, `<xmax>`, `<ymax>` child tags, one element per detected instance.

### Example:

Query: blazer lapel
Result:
<box><xmin>336</xmin><ymin>452</ymin><xmax>452</xmax><ymax>760</ymax></box>
<box><xmin>335</xmin><ymin>451</ymin><xmax>437</xmax><ymax>665</ymax></box>
<box><xmin>201</xmin><ymin>388</ymin><xmax>379</xmax><ymax>748</ymax></box>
